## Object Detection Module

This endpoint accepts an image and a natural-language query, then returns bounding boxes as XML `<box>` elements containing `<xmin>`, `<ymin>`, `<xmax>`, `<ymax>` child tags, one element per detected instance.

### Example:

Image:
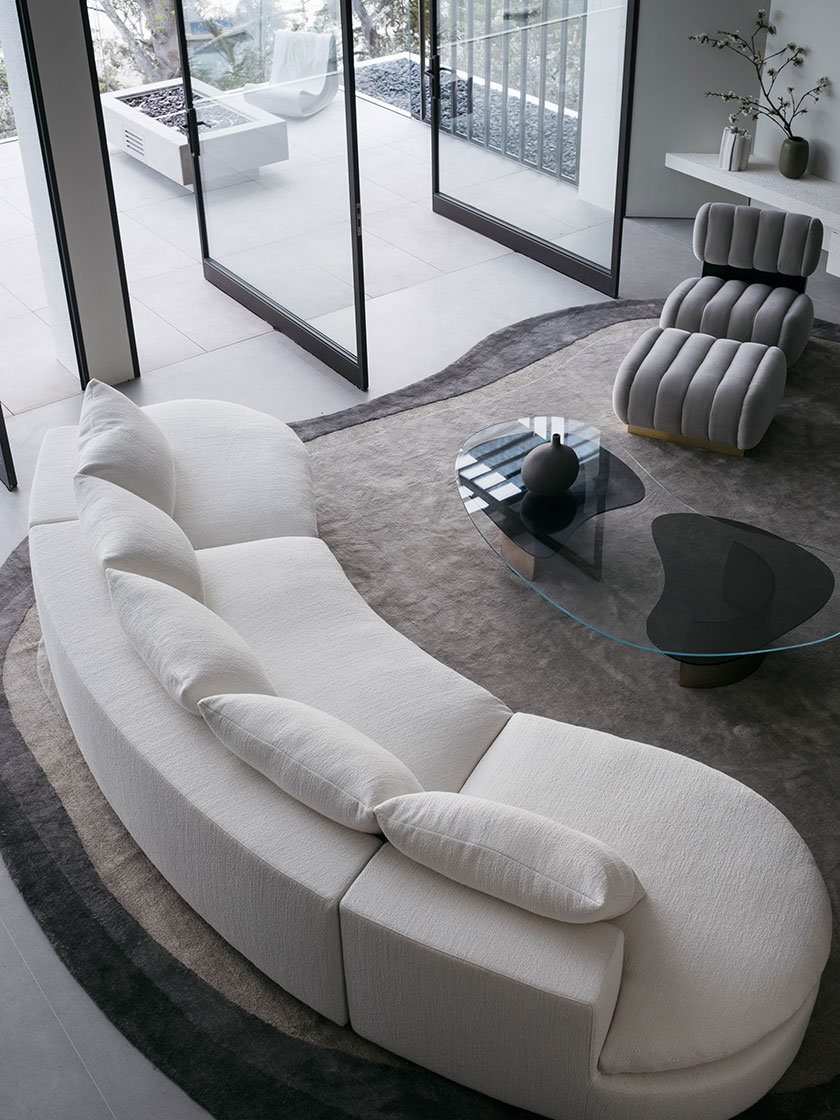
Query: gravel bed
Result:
<box><xmin>354</xmin><ymin>57</ymin><xmax>579</xmax><ymax>179</ymax></box>
<box><xmin>119</xmin><ymin>85</ymin><xmax>249</xmax><ymax>135</ymax></box>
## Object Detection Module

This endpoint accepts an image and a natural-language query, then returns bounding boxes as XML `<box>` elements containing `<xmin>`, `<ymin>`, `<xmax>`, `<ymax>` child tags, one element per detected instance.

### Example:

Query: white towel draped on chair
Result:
<box><xmin>243</xmin><ymin>30</ymin><xmax>339</xmax><ymax>119</ymax></box>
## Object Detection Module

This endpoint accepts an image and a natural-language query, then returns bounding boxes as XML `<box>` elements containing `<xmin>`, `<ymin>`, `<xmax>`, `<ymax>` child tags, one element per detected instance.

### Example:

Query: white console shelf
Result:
<box><xmin>665</xmin><ymin>151</ymin><xmax>840</xmax><ymax>276</ymax></box>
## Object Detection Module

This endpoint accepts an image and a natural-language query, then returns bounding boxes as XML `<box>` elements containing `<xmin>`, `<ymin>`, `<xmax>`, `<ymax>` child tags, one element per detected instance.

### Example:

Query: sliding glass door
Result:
<box><xmin>175</xmin><ymin>0</ymin><xmax>368</xmax><ymax>388</ymax></box>
<box><xmin>429</xmin><ymin>0</ymin><xmax>637</xmax><ymax>295</ymax></box>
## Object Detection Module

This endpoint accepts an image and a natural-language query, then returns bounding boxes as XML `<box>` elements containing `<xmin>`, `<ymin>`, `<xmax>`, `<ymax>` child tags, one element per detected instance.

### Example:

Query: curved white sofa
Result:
<box><xmin>28</xmin><ymin>381</ymin><xmax>832</xmax><ymax>1120</ymax></box>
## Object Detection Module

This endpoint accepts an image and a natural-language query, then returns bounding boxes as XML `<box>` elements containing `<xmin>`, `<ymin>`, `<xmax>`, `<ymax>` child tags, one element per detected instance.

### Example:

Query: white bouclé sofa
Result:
<box><xmin>29</xmin><ymin>381</ymin><xmax>832</xmax><ymax>1120</ymax></box>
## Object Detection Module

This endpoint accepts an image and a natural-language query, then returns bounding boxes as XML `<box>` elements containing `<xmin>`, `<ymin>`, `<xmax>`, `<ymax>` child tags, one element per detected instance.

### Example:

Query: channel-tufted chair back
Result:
<box><xmin>660</xmin><ymin>202</ymin><xmax>822</xmax><ymax>365</ymax></box>
<box><xmin>693</xmin><ymin>203</ymin><xmax>823</xmax><ymax>281</ymax></box>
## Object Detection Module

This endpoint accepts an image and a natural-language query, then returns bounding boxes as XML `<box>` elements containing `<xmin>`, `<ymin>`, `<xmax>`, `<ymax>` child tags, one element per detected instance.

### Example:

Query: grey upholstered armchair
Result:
<box><xmin>660</xmin><ymin>202</ymin><xmax>823</xmax><ymax>366</ymax></box>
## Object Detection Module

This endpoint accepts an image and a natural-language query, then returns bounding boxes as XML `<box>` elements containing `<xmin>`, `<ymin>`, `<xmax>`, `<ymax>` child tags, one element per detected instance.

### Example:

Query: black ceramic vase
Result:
<box><xmin>521</xmin><ymin>433</ymin><xmax>579</xmax><ymax>497</ymax></box>
<box><xmin>779</xmin><ymin>136</ymin><xmax>809</xmax><ymax>179</ymax></box>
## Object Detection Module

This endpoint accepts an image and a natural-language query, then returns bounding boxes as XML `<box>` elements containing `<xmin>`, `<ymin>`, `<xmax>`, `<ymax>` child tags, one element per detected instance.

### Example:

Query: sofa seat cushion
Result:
<box><xmin>145</xmin><ymin>400</ymin><xmax>318</xmax><ymax>549</ymax></box>
<box><xmin>196</xmin><ymin>535</ymin><xmax>512</xmax><ymax>791</ymax></box>
<box><xmin>461</xmin><ymin>713</ymin><xmax>832</xmax><ymax>1076</ymax></box>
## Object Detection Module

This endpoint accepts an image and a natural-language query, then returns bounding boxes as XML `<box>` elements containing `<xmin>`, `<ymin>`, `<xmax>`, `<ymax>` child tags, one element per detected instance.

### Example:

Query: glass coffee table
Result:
<box><xmin>456</xmin><ymin>416</ymin><xmax>840</xmax><ymax>686</ymax></box>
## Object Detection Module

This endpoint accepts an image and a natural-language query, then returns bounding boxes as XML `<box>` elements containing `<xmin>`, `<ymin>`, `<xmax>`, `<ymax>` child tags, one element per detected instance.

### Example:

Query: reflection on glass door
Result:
<box><xmin>430</xmin><ymin>0</ymin><xmax>637</xmax><ymax>295</ymax></box>
<box><xmin>175</xmin><ymin>0</ymin><xmax>368</xmax><ymax>388</ymax></box>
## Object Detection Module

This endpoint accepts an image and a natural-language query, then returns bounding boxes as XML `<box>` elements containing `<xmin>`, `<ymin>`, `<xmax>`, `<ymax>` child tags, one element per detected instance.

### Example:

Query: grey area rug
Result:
<box><xmin>1</xmin><ymin>301</ymin><xmax>838</xmax><ymax>1120</ymax></box>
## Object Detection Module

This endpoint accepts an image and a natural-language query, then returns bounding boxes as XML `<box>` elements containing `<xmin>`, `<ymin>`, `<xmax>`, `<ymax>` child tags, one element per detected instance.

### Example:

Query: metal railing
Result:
<box><xmin>433</xmin><ymin>0</ymin><xmax>585</xmax><ymax>183</ymax></box>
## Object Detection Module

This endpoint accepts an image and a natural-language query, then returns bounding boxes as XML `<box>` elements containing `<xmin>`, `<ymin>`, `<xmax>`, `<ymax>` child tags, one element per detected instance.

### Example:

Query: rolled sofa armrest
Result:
<box><xmin>340</xmin><ymin>845</ymin><xmax>624</xmax><ymax>1119</ymax></box>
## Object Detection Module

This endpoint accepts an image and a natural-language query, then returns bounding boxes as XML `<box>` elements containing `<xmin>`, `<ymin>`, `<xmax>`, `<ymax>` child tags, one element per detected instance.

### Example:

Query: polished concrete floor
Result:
<box><xmin>2</xmin><ymin>124</ymin><xmax>840</xmax><ymax>1117</ymax></box>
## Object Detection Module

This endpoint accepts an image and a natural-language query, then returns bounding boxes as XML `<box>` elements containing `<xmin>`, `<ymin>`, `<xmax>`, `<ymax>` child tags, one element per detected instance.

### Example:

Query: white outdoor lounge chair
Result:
<box><xmin>243</xmin><ymin>30</ymin><xmax>339</xmax><ymax>120</ymax></box>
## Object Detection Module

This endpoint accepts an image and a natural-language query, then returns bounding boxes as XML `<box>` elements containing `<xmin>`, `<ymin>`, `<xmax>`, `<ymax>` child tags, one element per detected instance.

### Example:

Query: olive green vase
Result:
<box><xmin>779</xmin><ymin>136</ymin><xmax>809</xmax><ymax>179</ymax></box>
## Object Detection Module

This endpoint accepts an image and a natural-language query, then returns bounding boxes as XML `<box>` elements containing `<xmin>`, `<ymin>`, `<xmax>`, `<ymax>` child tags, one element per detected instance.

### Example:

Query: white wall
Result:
<box><xmin>754</xmin><ymin>2</ymin><xmax>838</xmax><ymax>181</ymax></box>
<box><xmin>625</xmin><ymin>0</ymin><xmax>759</xmax><ymax>217</ymax></box>
<box><xmin>577</xmin><ymin>0</ymin><xmax>625</xmax><ymax>212</ymax></box>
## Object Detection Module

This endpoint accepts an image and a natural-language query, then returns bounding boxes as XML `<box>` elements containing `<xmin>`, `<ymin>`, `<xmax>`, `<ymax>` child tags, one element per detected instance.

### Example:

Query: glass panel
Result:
<box><xmin>437</xmin><ymin>0</ymin><xmax>625</xmax><ymax>271</ymax></box>
<box><xmin>456</xmin><ymin>417</ymin><xmax>840</xmax><ymax>657</ymax></box>
<box><xmin>181</xmin><ymin>0</ymin><xmax>360</xmax><ymax>358</ymax></box>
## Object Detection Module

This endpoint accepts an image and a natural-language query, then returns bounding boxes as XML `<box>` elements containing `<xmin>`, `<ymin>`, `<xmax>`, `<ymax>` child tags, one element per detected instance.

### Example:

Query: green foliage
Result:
<box><xmin>0</xmin><ymin>56</ymin><xmax>15</xmax><ymax>141</ymax></box>
<box><xmin>690</xmin><ymin>9</ymin><xmax>830</xmax><ymax>139</ymax></box>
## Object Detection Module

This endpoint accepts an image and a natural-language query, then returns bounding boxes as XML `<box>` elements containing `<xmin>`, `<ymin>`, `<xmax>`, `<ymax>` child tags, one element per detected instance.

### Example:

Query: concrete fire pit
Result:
<box><xmin>101</xmin><ymin>78</ymin><xmax>289</xmax><ymax>189</ymax></box>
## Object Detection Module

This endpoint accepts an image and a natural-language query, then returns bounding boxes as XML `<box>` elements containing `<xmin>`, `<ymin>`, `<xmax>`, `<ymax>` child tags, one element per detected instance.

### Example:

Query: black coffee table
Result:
<box><xmin>456</xmin><ymin>416</ymin><xmax>839</xmax><ymax>686</ymax></box>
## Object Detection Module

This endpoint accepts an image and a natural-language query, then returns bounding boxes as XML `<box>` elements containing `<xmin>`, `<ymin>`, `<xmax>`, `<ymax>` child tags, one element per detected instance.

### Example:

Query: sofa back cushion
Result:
<box><xmin>77</xmin><ymin>380</ymin><xmax>176</xmax><ymax>514</ymax></box>
<box><xmin>75</xmin><ymin>474</ymin><xmax>204</xmax><ymax>601</ymax></box>
<box><xmin>375</xmin><ymin>791</ymin><xmax>645</xmax><ymax>923</ymax></box>
<box><xmin>106</xmin><ymin>569</ymin><xmax>275</xmax><ymax>713</ymax></box>
<box><xmin>199</xmin><ymin>693</ymin><xmax>423</xmax><ymax>831</ymax></box>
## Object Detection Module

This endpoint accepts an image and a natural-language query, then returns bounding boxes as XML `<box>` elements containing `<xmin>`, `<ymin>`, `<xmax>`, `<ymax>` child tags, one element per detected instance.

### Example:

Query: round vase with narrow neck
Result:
<box><xmin>520</xmin><ymin>432</ymin><xmax>579</xmax><ymax>497</ymax></box>
<box><xmin>779</xmin><ymin>136</ymin><xmax>809</xmax><ymax>179</ymax></box>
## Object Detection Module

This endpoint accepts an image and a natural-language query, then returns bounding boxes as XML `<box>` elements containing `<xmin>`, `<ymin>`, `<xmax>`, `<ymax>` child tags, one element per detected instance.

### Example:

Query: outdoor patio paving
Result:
<box><xmin>0</xmin><ymin>93</ymin><xmax>619</xmax><ymax>415</ymax></box>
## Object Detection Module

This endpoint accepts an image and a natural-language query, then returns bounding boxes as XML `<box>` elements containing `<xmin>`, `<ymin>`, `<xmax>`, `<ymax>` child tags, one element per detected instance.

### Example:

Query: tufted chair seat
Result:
<box><xmin>661</xmin><ymin>203</ymin><xmax>823</xmax><ymax>366</ymax></box>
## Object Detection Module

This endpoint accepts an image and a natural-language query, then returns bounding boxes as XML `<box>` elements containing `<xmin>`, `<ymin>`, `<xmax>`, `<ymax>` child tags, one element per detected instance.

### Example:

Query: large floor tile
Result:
<box><xmin>619</xmin><ymin>218</ymin><xmax>700</xmax><ymax>299</ymax></box>
<box><xmin>0</xmin><ymin>864</ymin><xmax>211</xmax><ymax>1120</ymax></box>
<box><xmin>354</xmin><ymin>99</ymin><xmax>420</xmax><ymax>143</ymax></box>
<box><xmin>131</xmin><ymin>266</ymin><xmax>272</xmax><ymax>351</ymax></box>
<box><xmin>205</xmin><ymin>179</ymin><xmax>339</xmax><ymax>242</ymax></box>
<box><xmin>285</xmin><ymin>110</ymin><xmax>382</xmax><ymax>160</ymax></box>
<box><xmin>117</xmin><ymin>214</ymin><xmax>196</xmax><ymax>282</ymax></box>
<box><xmin>278</xmin><ymin>221</ymin><xmax>442</xmax><ymax>296</ymax></box>
<box><xmin>553</xmin><ymin>221</ymin><xmax>614</xmax><ymax>270</ymax></box>
<box><xmin>410</xmin><ymin>253</ymin><xmax>610</xmax><ymax>338</ymax></box>
<box><xmin>0</xmin><ymin>281</ymin><xmax>30</xmax><ymax>321</ymax></box>
<box><xmin>128</xmin><ymin>298</ymin><xmax>205</xmax><ymax>372</ymax></box>
<box><xmin>453</xmin><ymin>181</ymin><xmax>577</xmax><ymax>242</ymax></box>
<box><xmin>0</xmin><ymin>235</ymin><xmax>47</xmax><ymax>310</ymax></box>
<box><xmin>357</xmin><ymin>144</ymin><xmax>431</xmax><ymax>202</ymax></box>
<box><xmin>224</xmin><ymin>241</ymin><xmax>355</xmax><ymax>320</ymax></box>
<box><xmin>0</xmin><ymin>194</ymin><xmax>33</xmax><ymax>242</ymax></box>
<box><xmin>0</xmin><ymin>138</ymin><xmax>23</xmax><ymax>176</ymax></box>
<box><xmin>311</xmin><ymin>286</ymin><xmax>485</xmax><ymax>393</ymax></box>
<box><xmin>122</xmin><ymin>331</ymin><xmax>365</xmax><ymax>419</ymax></box>
<box><xmin>0</xmin><ymin>918</ymin><xmax>114</xmax><ymax>1120</ymax></box>
<box><xmin>805</xmin><ymin>254</ymin><xmax>840</xmax><ymax>315</ymax></box>
<box><xmin>0</xmin><ymin>174</ymin><xmax>33</xmax><ymax>219</ymax></box>
<box><xmin>483</xmin><ymin>167</ymin><xmax>610</xmax><ymax>229</ymax></box>
<box><xmin>267</xmin><ymin>155</ymin><xmax>353</xmax><ymax>219</ymax></box>
<box><xmin>107</xmin><ymin>149</ymin><xmax>192</xmax><ymax>210</ymax></box>
<box><xmin>437</xmin><ymin>136</ymin><xmax>526</xmax><ymax>190</ymax></box>
<box><xmin>629</xmin><ymin>215</ymin><xmax>694</xmax><ymax>246</ymax></box>
<box><xmin>0</xmin><ymin>313</ymin><xmax>79</xmax><ymax>413</ymax></box>
<box><xmin>365</xmin><ymin>201</ymin><xmax>511</xmax><ymax>272</ymax></box>
<box><xmin>812</xmin><ymin>296</ymin><xmax>840</xmax><ymax>325</ymax></box>
<box><xmin>128</xmin><ymin>194</ymin><xmax>203</xmax><ymax>259</ymax></box>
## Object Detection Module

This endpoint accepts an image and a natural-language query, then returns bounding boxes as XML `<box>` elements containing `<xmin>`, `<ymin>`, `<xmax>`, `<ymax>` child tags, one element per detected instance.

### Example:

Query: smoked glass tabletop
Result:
<box><xmin>455</xmin><ymin>416</ymin><xmax>840</xmax><ymax>659</ymax></box>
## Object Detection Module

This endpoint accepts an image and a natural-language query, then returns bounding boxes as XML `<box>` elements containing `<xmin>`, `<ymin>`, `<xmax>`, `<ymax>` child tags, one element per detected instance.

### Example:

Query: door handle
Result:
<box><xmin>425</xmin><ymin>56</ymin><xmax>451</xmax><ymax>99</ymax></box>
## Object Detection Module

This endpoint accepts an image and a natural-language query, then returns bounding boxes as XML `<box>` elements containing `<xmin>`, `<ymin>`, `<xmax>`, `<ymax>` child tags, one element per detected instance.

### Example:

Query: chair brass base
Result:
<box><xmin>627</xmin><ymin>425</ymin><xmax>745</xmax><ymax>458</ymax></box>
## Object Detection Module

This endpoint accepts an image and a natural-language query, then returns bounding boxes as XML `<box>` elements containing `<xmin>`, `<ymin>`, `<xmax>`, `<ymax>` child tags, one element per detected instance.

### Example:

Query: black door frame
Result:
<box><xmin>173</xmin><ymin>2</ymin><xmax>370</xmax><ymax>390</ymax></box>
<box><xmin>428</xmin><ymin>0</ymin><xmax>639</xmax><ymax>298</ymax></box>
